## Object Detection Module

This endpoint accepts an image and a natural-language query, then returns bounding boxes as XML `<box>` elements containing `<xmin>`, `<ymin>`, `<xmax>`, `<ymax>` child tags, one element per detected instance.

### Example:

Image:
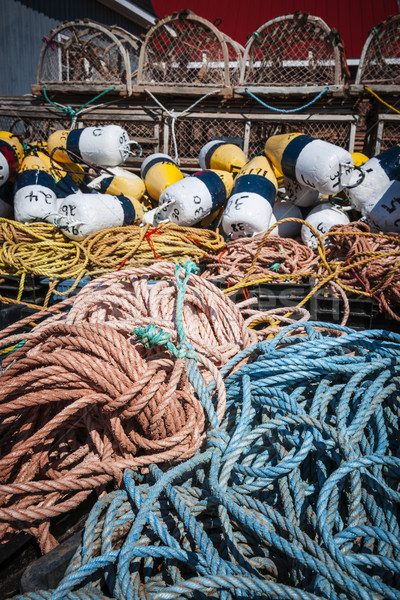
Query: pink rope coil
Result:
<box><xmin>0</xmin><ymin>263</ymin><xmax>257</xmax><ymax>553</ymax></box>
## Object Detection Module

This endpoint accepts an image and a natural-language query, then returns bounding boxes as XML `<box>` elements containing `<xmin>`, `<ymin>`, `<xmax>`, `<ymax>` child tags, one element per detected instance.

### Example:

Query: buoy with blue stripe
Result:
<box><xmin>301</xmin><ymin>202</ymin><xmax>350</xmax><ymax>249</ymax></box>
<box><xmin>269</xmin><ymin>201</ymin><xmax>302</xmax><ymax>237</ymax></box>
<box><xmin>89</xmin><ymin>167</ymin><xmax>145</xmax><ymax>200</ymax></box>
<box><xmin>264</xmin><ymin>133</ymin><xmax>357</xmax><ymax>195</ymax></box>
<box><xmin>14</xmin><ymin>155</ymin><xmax>58</xmax><ymax>224</ymax></box>
<box><xmin>283</xmin><ymin>177</ymin><xmax>321</xmax><ymax>208</ymax></box>
<box><xmin>199</xmin><ymin>141</ymin><xmax>247</xmax><ymax>173</ymax></box>
<box><xmin>47</xmin><ymin>125</ymin><xmax>133</xmax><ymax>167</ymax></box>
<box><xmin>155</xmin><ymin>170</ymin><xmax>233</xmax><ymax>226</ymax></box>
<box><xmin>356</xmin><ymin>179</ymin><xmax>400</xmax><ymax>233</ymax></box>
<box><xmin>221</xmin><ymin>155</ymin><xmax>277</xmax><ymax>239</ymax></box>
<box><xmin>140</xmin><ymin>153</ymin><xmax>184</xmax><ymax>201</ymax></box>
<box><xmin>347</xmin><ymin>144</ymin><xmax>400</xmax><ymax>212</ymax></box>
<box><xmin>54</xmin><ymin>192</ymin><xmax>144</xmax><ymax>241</ymax></box>
<box><xmin>0</xmin><ymin>135</ymin><xmax>23</xmax><ymax>187</ymax></box>
<box><xmin>0</xmin><ymin>181</ymin><xmax>14</xmax><ymax>218</ymax></box>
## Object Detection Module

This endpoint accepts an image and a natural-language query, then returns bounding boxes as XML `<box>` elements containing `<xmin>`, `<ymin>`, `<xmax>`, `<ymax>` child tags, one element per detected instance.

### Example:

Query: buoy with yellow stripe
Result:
<box><xmin>89</xmin><ymin>167</ymin><xmax>145</xmax><ymax>200</ymax></box>
<box><xmin>221</xmin><ymin>155</ymin><xmax>277</xmax><ymax>239</ymax></box>
<box><xmin>14</xmin><ymin>154</ymin><xmax>58</xmax><ymax>224</ymax></box>
<box><xmin>140</xmin><ymin>153</ymin><xmax>184</xmax><ymax>201</ymax></box>
<box><xmin>54</xmin><ymin>191</ymin><xmax>144</xmax><ymax>241</ymax></box>
<box><xmin>0</xmin><ymin>134</ymin><xmax>23</xmax><ymax>186</ymax></box>
<box><xmin>301</xmin><ymin>202</ymin><xmax>350</xmax><ymax>249</ymax></box>
<box><xmin>47</xmin><ymin>125</ymin><xmax>134</xmax><ymax>167</ymax></box>
<box><xmin>199</xmin><ymin>141</ymin><xmax>247</xmax><ymax>173</ymax></box>
<box><xmin>264</xmin><ymin>133</ymin><xmax>358</xmax><ymax>195</ymax></box>
<box><xmin>154</xmin><ymin>170</ymin><xmax>233</xmax><ymax>226</ymax></box>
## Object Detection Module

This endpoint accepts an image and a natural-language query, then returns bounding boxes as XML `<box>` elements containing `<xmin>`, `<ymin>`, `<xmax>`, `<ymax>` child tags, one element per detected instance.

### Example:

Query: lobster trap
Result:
<box><xmin>32</xmin><ymin>19</ymin><xmax>141</xmax><ymax>96</ymax></box>
<box><xmin>238</xmin><ymin>13</ymin><xmax>348</xmax><ymax>95</ymax></box>
<box><xmin>352</xmin><ymin>14</ymin><xmax>400</xmax><ymax>94</ymax></box>
<box><xmin>136</xmin><ymin>11</ymin><xmax>244</xmax><ymax>94</ymax></box>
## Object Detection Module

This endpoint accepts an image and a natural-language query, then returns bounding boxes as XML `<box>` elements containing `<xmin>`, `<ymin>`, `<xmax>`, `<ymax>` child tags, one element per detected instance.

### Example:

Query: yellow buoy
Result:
<box><xmin>351</xmin><ymin>152</ymin><xmax>369</xmax><ymax>167</ymax></box>
<box><xmin>199</xmin><ymin>141</ymin><xmax>247</xmax><ymax>173</ymax></box>
<box><xmin>140</xmin><ymin>153</ymin><xmax>184</xmax><ymax>201</ymax></box>
<box><xmin>90</xmin><ymin>167</ymin><xmax>145</xmax><ymax>201</ymax></box>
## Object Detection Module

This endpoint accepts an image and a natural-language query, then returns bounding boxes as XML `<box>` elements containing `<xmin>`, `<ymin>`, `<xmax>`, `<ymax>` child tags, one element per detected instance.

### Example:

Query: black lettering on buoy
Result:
<box><xmin>382</xmin><ymin>198</ymin><xmax>400</xmax><ymax>214</ymax></box>
<box><xmin>301</xmin><ymin>174</ymin><xmax>316</xmax><ymax>188</ymax></box>
<box><xmin>93</xmin><ymin>129</ymin><xmax>103</xmax><ymax>137</ymax></box>
<box><xmin>193</xmin><ymin>195</ymin><xmax>202</xmax><ymax>204</ymax></box>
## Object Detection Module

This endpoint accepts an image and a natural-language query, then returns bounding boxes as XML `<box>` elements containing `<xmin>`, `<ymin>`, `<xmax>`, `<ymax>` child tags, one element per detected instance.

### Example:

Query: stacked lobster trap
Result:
<box><xmin>351</xmin><ymin>14</ymin><xmax>400</xmax><ymax>155</ymax></box>
<box><xmin>0</xmin><ymin>11</ymin><xmax>373</xmax><ymax>171</ymax></box>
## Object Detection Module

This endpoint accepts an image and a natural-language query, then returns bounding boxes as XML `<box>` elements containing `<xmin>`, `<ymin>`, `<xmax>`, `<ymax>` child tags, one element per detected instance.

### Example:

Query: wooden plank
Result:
<box><xmin>349</xmin><ymin>84</ymin><xmax>400</xmax><ymax>95</ymax></box>
<box><xmin>31</xmin><ymin>84</ymin><xmax>128</xmax><ymax>95</ymax></box>
<box><xmin>131</xmin><ymin>85</ymin><xmax>233</xmax><ymax>98</ymax></box>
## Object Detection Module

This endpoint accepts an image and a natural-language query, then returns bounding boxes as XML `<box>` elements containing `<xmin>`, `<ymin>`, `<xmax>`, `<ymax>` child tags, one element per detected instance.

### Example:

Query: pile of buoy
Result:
<box><xmin>1</xmin><ymin>125</ymin><xmax>399</xmax><ymax>247</ymax></box>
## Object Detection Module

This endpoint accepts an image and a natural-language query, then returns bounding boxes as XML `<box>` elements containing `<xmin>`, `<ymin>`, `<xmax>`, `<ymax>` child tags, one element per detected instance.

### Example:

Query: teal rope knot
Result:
<box><xmin>133</xmin><ymin>324</ymin><xmax>198</xmax><ymax>361</ymax></box>
<box><xmin>270</xmin><ymin>262</ymin><xmax>282</xmax><ymax>272</ymax></box>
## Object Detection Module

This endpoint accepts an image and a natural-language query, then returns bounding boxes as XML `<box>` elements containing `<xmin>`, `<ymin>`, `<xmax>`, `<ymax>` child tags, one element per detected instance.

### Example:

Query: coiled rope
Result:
<box><xmin>0</xmin><ymin>219</ymin><xmax>224</xmax><ymax>305</ymax></box>
<box><xmin>13</xmin><ymin>323</ymin><xmax>400</xmax><ymax>600</ymax></box>
<box><xmin>0</xmin><ymin>262</ymin><xmax>240</xmax><ymax>553</ymax></box>
<box><xmin>220</xmin><ymin>219</ymin><xmax>400</xmax><ymax>322</ymax></box>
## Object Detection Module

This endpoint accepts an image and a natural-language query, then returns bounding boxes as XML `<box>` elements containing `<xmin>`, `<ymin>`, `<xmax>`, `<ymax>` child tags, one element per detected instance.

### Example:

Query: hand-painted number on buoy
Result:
<box><xmin>381</xmin><ymin>197</ymin><xmax>400</xmax><ymax>214</ymax></box>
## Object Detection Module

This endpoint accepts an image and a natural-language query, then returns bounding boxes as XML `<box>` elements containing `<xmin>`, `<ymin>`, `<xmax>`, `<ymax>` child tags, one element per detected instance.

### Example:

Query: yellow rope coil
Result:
<box><xmin>0</xmin><ymin>219</ymin><xmax>225</xmax><ymax>307</ymax></box>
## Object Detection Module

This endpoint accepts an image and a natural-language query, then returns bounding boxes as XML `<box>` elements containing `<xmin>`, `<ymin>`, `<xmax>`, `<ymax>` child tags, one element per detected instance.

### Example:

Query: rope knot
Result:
<box><xmin>132</xmin><ymin>325</ymin><xmax>199</xmax><ymax>361</ymax></box>
<box><xmin>133</xmin><ymin>324</ymin><xmax>172</xmax><ymax>349</ymax></box>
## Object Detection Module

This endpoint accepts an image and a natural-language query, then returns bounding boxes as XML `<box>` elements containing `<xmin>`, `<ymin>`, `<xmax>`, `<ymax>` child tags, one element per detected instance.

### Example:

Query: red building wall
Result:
<box><xmin>151</xmin><ymin>0</ymin><xmax>399</xmax><ymax>57</ymax></box>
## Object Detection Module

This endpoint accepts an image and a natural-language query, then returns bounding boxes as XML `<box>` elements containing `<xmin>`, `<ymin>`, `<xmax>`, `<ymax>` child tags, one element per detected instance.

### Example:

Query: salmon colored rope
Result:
<box><xmin>0</xmin><ymin>263</ymin><xmax>257</xmax><ymax>553</ymax></box>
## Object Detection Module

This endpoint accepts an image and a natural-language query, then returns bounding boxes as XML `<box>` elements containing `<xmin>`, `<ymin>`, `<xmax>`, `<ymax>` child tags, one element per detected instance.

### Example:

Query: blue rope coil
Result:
<box><xmin>13</xmin><ymin>323</ymin><xmax>400</xmax><ymax>600</ymax></box>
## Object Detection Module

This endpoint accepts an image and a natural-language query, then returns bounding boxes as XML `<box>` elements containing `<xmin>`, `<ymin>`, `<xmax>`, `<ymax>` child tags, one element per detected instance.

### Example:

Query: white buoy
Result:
<box><xmin>156</xmin><ymin>170</ymin><xmax>233</xmax><ymax>226</ymax></box>
<box><xmin>54</xmin><ymin>192</ymin><xmax>144</xmax><ymax>240</ymax></box>
<box><xmin>13</xmin><ymin>155</ymin><xmax>58</xmax><ymax>224</ymax></box>
<box><xmin>198</xmin><ymin>141</ymin><xmax>247</xmax><ymax>173</ymax></box>
<box><xmin>302</xmin><ymin>202</ymin><xmax>350</xmax><ymax>249</ymax></box>
<box><xmin>269</xmin><ymin>202</ymin><xmax>302</xmax><ymax>237</ymax></box>
<box><xmin>283</xmin><ymin>177</ymin><xmax>321</xmax><ymax>207</ymax></box>
<box><xmin>221</xmin><ymin>156</ymin><xmax>277</xmax><ymax>239</ymax></box>
<box><xmin>359</xmin><ymin>179</ymin><xmax>400</xmax><ymax>233</ymax></box>
<box><xmin>347</xmin><ymin>144</ymin><xmax>400</xmax><ymax>211</ymax></box>
<box><xmin>47</xmin><ymin>126</ymin><xmax>134</xmax><ymax>167</ymax></box>
<box><xmin>265</xmin><ymin>133</ymin><xmax>358</xmax><ymax>195</ymax></box>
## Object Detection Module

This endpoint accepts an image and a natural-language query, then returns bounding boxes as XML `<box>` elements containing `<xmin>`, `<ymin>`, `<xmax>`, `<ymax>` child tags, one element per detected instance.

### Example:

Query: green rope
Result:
<box><xmin>42</xmin><ymin>86</ymin><xmax>116</xmax><ymax>125</ymax></box>
<box><xmin>133</xmin><ymin>260</ymin><xmax>200</xmax><ymax>361</ymax></box>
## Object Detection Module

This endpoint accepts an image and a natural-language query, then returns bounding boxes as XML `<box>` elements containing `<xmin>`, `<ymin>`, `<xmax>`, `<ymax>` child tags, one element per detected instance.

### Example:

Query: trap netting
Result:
<box><xmin>240</xmin><ymin>13</ymin><xmax>348</xmax><ymax>88</ymax></box>
<box><xmin>36</xmin><ymin>20</ymin><xmax>139</xmax><ymax>95</ymax></box>
<box><xmin>137</xmin><ymin>11</ymin><xmax>243</xmax><ymax>89</ymax></box>
<box><xmin>356</xmin><ymin>15</ymin><xmax>400</xmax><ymax>88</ymax></box>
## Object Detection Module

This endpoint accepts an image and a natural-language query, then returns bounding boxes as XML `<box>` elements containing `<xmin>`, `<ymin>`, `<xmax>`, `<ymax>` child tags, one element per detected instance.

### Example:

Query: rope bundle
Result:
<box><xmin>0</xmin><ymin>262</ymin><xmax>242</xmax><ymax>553</ymax></box>
<box><xmin>318</xmin><ymin>221</ymin><xmax>400</xmax><ymax>320</ymax></box>
<box><xmin>13</xmin><ymin>323</ymin><xmax>400</xmax><ymax>600</ymax></box>
<box><xmin>201</xmin><ymin>235</ymin><xmax>318</xmax><ymax>284</ymax></box>
<box><xmin>0</xmin><ymin>219</ymin><xmax>225</xmax><ymax>304</ymax></box>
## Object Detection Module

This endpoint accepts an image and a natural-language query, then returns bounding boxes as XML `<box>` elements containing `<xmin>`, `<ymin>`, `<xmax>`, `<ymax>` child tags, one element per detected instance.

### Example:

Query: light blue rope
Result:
<box><xmin>244</xmin><ymin>86</ymin><xmax>329</xmax><ymax>113</ymax></box>
<box><xmin>13</xmin><ymin>324</ymin><xmax>400</xmax><ymax>600</ymax></box>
